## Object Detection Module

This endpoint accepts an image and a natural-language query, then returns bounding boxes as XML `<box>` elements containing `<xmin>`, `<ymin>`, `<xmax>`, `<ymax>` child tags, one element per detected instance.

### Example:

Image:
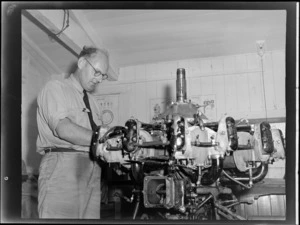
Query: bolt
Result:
<box><xmin>4</xmin><ymin>177</ymin><xmax>8</xmax><ymax>181</ymax></box>
<box><xmin>179</xmin><ymin>206</ymin><xmax>186</xmax><ymax>213</ymax></box>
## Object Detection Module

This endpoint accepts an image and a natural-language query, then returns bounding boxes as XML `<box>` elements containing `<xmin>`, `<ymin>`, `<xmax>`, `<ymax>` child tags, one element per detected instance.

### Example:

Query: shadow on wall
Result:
<box><xmin>66</xmin><ymin>61</ymin><xmax>77</xmax><ymax>77</ymax></box>
<box><xmin>164</xmin><ymin>85</ymin><xmax>173</xmax><ymax>101</ymax></box>
<box><xmin>24</xmin><ymin>97</ymin><xmax>42</xmax><ymax>175</ymax></box>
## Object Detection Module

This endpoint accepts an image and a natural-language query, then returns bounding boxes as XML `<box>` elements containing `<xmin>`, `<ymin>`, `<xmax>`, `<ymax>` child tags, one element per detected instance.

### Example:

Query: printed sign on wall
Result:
<box><xmin>95</xmin><ymin>94</ymin><xmax>119</xmax><ymax>127</ymax></box>
<box><xmin>191</xmin><ymin>94</ymin><xmax>217</xmax><ymax>122</ymax></box>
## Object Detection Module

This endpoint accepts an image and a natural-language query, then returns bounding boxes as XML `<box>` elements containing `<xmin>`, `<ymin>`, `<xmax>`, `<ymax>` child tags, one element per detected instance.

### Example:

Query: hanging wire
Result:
<box><xmin>256</xmin><ymin>41</ymin><xmax>268</xmax><ymax>121</ymax></box>
<box><xmin>259</xmin><ymin>54</ymin><xmax>268</xmax><ymax>121</ymax></box>
<box><xmin>53</xmin><ymin>9</ymin><xmax>69</xmax><ymax>37</ymax></box>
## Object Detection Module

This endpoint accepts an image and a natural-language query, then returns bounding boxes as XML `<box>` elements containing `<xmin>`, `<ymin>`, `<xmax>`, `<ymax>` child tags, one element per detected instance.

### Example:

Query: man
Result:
<box><xmin>36</xmin><ymin>46</ymin><xmax>108</xmax><ymax>219</ymax></box>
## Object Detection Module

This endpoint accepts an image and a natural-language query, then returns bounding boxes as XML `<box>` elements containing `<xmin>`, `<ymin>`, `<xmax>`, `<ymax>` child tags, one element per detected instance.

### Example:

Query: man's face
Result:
<box><xmin>80</xmin><ymin>53</ymin><xmax>109</xmax><ymax>92</ymax></box>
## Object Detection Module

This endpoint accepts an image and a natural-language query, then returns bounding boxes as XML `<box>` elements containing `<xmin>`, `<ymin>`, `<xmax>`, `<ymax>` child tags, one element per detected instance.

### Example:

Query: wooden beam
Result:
<box><xmin>23</xmin><ymin>9</ymin><xmax>82</xmax><ymax>57</ymax></box>
<box><xmin>24</xmin><ymin>9</ymin><xmax>118</xmax><ymax>81</ymax></box>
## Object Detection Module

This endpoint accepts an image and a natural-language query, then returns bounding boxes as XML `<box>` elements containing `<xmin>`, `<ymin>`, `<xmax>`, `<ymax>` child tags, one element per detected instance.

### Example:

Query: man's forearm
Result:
<box><xmin>55</xmin><ymin>118</ymin><xmax>94</xmax><ymax>146</ymax></box>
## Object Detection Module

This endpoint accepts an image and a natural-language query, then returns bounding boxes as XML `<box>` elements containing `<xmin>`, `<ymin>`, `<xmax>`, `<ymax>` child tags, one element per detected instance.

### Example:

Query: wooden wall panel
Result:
<box><xmin>247</xmin><ymin>72</ymin><xmax>264</xmax><ymax>112</ymax></box>
<box><xmin>146</xmin><ymin>81</ymin><xmax>158</xmax><ymax>122</ymax></box>
<box><xmin>200</xmin><ymin>59</ymin><xmax>212</xmax><ymax>75</ymax></box>
<box><xmin>189</xmin><ymin>77</ymin><xmax>202</xmax><ymax>97</ymax></box>
<box><xmin>200</xmin><ymin>76</ymin><xmax>213</xmax><ymax>96</ymax></box>
<box><xmin>244</xmin><ymin>199</ymin><xmax>259</xmax><ymax>218</ymax></box>
<box><xmin>236</xmin><ymin>74</ymin><xmax>251</xmax><ymax>112</ymax></box>
<box><xmin>135</xmin><ymin>64</ymin><xmax>146</xmax><ymax>81</ymax></box>
<box><xmin>157</xmin><ymin>61</ymin><xmax>177</xmax><ymax>79</ymax></box>
<box><xmin>211</xmin><ymin>57</ymin><xmax>224</xmax><ymax>74</ymax></box>
<box><xmin>212</xmin><ymin>76</ymin><xmax>226</xmax><ymax>118</ymax></box>
<box><xmin>224</xmin><ymin>75</ymin><xmax>238</xmax><ymax>113</ymax></box>
<box><xmin>257</xmin><ymin>195</ymin><xmax>272</xmax><ymax>216</ymax></box>
<box><xmin>128</xmin><ymin>83</ymin><xmax>136</xmax><ymax>118</ymax></box>
<box><xmin>270</xmin><ymin>195</ymin><xmax>286</xmax><ymax>216</ymax></box>
<box><xmin>246</xmin><ymin>54</ymin><xmax>260</xmax><ymax>70</ymax></box>
<box><xmin>119</xmin><ymin>66</ymin><xmax>135</xmax><ymax>81</ymax></box>
<box><xmin>237</xmin><ymin>195</ymin><xmax>286</xmax><ymax>219</ymax></box>
<box><xmin>188</xmin><ymin>58</ymin><xmax>202</xmax><ymax>75</ymax></box>
<box><xmin>272</xmin><ymin>52</ymin><xmax>286</xmax><ymax>109</ymax></box>
<box><xmin>263</xmin><ymin>53</ymin><xmax>277</xmax><ymax>110</ymax></box>
<box><xmin>235</xmin><ymin>54</ymin><xmax>248</xmax><ymax>72</ymax></box>
<box><xmin>223</xmin><ymin>56</ymin><xmax>235</xmax><ymax>73</ymax></box>
<box><xmin>99</xmin><ymin>50</ymin><xmax>285</xmax><ymax>124</ymax></box>
<box><xmin>146</xmin><ymin>63</ymin><xmax>159</xmax><ymax>80</ymax></box>
<box><xmin>134</xmin><ymin>82</ymin><xmax>147</xmax><ymax>122</ymax></box>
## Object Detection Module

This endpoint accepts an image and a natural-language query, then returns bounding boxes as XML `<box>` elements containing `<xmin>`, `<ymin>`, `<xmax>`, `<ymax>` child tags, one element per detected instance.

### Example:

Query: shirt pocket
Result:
<box><xmin>67</xmin><ymin>108</ymin><xmax>89</xmax><ymax>127</ymax></box>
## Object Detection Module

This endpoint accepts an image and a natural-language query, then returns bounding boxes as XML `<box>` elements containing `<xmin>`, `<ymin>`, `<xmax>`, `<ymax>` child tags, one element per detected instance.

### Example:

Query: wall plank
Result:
<box><xmin>128</xmin><ymin>83</ymin><xmax>136</xmax><ymax>118</ymax></box>
<box><xmin>247</xmin><ymin>54</ymin><xmax>260</xmax><ymax>71</ymax></box>
<box><xmin>211</xmin><ymin>57</ymin><xmax>224</xmax><ymax>74</ymax></box>
<box><xmin>224</xmin><ymin>75</ymin><xmax>238</xmax><ymax>113</ymax></box>
<box><xmin>236</xmin><ymin>73</ymin><xmax>251</xmax><ymax>112</ymax></box>
<box><xmin>270</xmin><ymin>195</ymin><xmax>286</xmax><ymax>216</ymax></box>
<box><xmin>134</xmin><ymin>82</ymin><xmax>147</xmax><ymax>122</ymax></box>
<box><xmin>248</xmin><ymin>72</ymin><xmax>264</xmax><ymax>112</ymax></box>
<box><xmin>212</xmin><ymin>76</ymin><xmax>226</xmax><ymax>118</ymax></box>
<box><xmin>263</xmin><ymin>53</ymin><xmax>277</xmax><ymax>110</ymax></box>
<box><xmin>235</xmin><ymin>54</ymin><xmax>248</xmax><ymax>72</ymax></box>
<box><xmin>200</xmin><ymin>76</ymin><xmax>213</xmax><ymax>95</ymax></box>
<box><xmin>257</xmin><ymin>196</ymin><xmax>272</xmax><ymax>216</ymax></box>
<box><xmin>272</xmin><ymin>52</ymin><xmax>286</xmax><ymax>109</ymax></box>
<box><xmin>135</xmin><ymin>64</ymin><xmax>146</xmax><ymax>82</ymax></box>
<box><xmin>239</xmin><ymin>194</ymin><xmax>286</xmax><ymax>219</ymax></box>
<box><xmin>146</xmin><ymin>63</ymin><xmax>159</xmax><ymax>80</ymax></box>
<box><xmin>223</xmin><ymin>55</ymin><xmax>235</xmax><ymax>73</ymax></box>
<box><xmin>188</xmin><ymin>58</ymin><xmax>201</xmax><ymax>75</ymax></box>
<box><xmin>200</xmin><ymin>59</ymin><xmax>212</xmax><ymax>75</ymax></box>
<box><xmin>146</xmin><ymin>81</ymin><xmax>158</xmax><ymax>122</ymax></box>
<box><xmin>120</xmin><ymin>66</ymin><xmax>135</xmax><ymax>81</ymax></box>
<box><xmin>189</xmin><ymin>77</ymin><xmax>202</xmax><ymax>97</ymax></box>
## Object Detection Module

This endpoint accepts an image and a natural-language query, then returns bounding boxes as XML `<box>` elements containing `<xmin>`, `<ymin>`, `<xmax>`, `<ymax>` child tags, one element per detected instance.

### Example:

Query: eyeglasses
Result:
<box><xmin>85</xmin><ymin>58</ymin><xmax>108</xmax><ymax>80</ymax></box>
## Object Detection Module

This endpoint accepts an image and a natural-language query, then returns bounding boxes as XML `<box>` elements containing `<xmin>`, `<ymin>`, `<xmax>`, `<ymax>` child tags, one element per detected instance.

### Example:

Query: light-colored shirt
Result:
<box><xmin>36</xmin><ymin>74</ymin><xmax>102</xmax><ymax>153</ymax></box>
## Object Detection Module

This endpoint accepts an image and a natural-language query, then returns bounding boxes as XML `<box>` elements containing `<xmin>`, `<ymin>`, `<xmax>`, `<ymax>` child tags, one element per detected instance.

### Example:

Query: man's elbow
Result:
<box><xmin>55</xmin><ymin>118</ymin><xmax>73</xmax><ymax>140</ymax></box>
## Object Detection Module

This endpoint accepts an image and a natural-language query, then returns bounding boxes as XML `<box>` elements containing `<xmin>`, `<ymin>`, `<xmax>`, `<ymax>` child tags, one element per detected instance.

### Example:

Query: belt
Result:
<box><xmin>44</xmin><ymin>148</ymin><xmax>89</xmax><ymax>154</ymax></box>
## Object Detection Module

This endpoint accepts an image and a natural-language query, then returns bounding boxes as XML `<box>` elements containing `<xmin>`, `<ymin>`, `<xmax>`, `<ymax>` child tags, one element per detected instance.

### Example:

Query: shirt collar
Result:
<box><xmin>68</xmin><ymin>73</ymin><xmax>84</xmax><ymax>94</ymax></box>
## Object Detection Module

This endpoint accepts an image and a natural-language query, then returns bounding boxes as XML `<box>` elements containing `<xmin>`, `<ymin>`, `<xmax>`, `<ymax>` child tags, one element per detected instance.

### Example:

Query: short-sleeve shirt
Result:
<box><xmin>36</xmin><ymin>74</ymin><xmax>102</xmax><ymax>154</ymax></box>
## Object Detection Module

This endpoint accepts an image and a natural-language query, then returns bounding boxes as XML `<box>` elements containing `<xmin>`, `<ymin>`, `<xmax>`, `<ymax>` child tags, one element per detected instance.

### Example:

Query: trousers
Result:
<box><xmin>38</xmin><ymin>151</ymin><xmax>102</xmax><ymax>219</ymax></box>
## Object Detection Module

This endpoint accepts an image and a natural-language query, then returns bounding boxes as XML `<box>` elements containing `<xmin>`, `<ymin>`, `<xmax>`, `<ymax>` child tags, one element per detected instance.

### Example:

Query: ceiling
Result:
<box><xmin>22</xmin><ymin>9</ymin><xmax>287</xmax><ymax>78</ymax></box>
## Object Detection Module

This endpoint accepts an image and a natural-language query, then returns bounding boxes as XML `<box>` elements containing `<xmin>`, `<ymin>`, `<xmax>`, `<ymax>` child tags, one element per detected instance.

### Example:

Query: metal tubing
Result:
<box><xmin>195</xmin><ymin>194</ymin><xmax>213</xmax><ymax>216</ymax></box>
<box><xmin>176</xmin><ymin>68</ymin><xmax>187</xmax><ymax>102</ymax></box>
<box><xmin>215</xmin><ymin>202</ymin><xmax>247</xmax><ymax>220</ymax></box>
<box><xmin>221</xmin><ymin>170</ymin><xmax>251</xmax><ymax>189</ymax></box>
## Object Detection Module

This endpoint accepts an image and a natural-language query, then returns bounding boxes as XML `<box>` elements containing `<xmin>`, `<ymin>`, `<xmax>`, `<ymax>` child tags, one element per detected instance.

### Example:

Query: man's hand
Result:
<box><xmin>92</xmin><ymin>126</ymin><xmax>128</xmax><ymax>163</ymax></box>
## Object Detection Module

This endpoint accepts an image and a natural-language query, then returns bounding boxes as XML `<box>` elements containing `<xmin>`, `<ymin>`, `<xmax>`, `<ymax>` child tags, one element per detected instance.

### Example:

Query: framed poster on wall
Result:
<box><xmin>95</xmin><ymin>94</ymin><xmax>119</xmax><ymax>127</ymax></box>
<box><xmin>191</xmin><ymin>94</ymin><xmax>217</xmax><ymax>122</ymax></box>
